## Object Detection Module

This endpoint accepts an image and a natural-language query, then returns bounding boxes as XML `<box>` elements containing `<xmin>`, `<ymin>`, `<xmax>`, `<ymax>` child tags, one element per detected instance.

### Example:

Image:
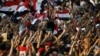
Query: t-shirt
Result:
<box><xmin>18</xmin><ymin>46</ymin><xmax>28</xmax><ymax>56</ymax></box>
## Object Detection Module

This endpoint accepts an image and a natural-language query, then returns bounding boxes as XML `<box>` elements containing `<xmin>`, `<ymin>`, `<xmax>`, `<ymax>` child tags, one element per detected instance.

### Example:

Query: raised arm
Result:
<box><xmin>41</xmin><ymin>31</ymin><xmax>51</xmax><ymax>45</ymax></box>
<box><xmin>68</xmin><ymin>41</ymin><xmax>76</xmax><ymax>55</ymax></box>
<box><xmin>54</xmin><ymin>28</ymin><xmax>66</xmax><ymax>43</ymax></box>
<box><xmin>37</xmin><ymin>31</ymin><xmax>42</xmax><ymax>48</ymax></box>
<box><xmin>20</xmin><ymin>37</ymin><xmax>27</xmax><ymax>46</ymax></box>
<box><xmin>8</xmin><ymin>40</ymin><xmax>14</xmax><ymax>56</ymax></box>
<box><xmin>84</xmin><ymin>38</ymin><xmax>100</xmax><ymax>55</ymax></box>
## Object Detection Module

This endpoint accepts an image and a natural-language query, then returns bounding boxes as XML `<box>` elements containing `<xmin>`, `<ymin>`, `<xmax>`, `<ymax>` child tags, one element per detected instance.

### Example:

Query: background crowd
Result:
<box><xmin>0</xmin><ymin>0</ymin><xmax>100</xmax><ymax>56</ymax></box>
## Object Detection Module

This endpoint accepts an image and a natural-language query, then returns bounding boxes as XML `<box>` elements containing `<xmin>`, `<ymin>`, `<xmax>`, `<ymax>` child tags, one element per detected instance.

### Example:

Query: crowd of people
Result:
<box><xmin>0</xmin><ymin>0</ymin><xmax>100</xmax><ymax>56</ymax></box>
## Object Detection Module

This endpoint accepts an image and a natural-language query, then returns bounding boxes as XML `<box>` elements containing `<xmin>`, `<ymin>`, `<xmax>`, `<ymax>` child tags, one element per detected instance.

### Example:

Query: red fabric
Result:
<box><xmin>18</xmin><ymin>46</ymin><xmax>27</xmax><ymax>51</ymax></box>
<box><xmin>38</xmin><ymin>47</ymin><xmax>45</xmax><ymax>54</ymax></box>
<box><xmin>21</xmin><ymin>14</ymin><xmax>26</xmax><ymax>18</ymax></box>
<box><xmin>32</xmin><ymin>0</ymin><xmax>37</xmax><ymax>10</ymax></box>
<box><xmin>56</xmin><ymin>9</ymin><xmax>70</xmax><ymax>18</ymax></box>
<box><xmin>36</xmin><ymin>13</ymin><xmax>42</xmax><ymax>18</ymax></box>
<box><xmin>94</xmin><ymin>18</ymin><xmax>100</xmax><ymax>24</ymax></box>
<box><xmin>36</xmin><ymin>13</ymin><xmax>46</xmax><ymax>19</ymax></box>
<box><xmin>54</xmin><ymin>24</ymin><xmax>58</xmax><ymax>32</ymax></box>
<box><xmin>23</xmin><ymin>1</ymin><xmax>29</xmax><ymax>8</ymax></box>
<box><xmin>25</xmin><ymin>21</ymin><xmax>31</xmax><ymax>28</ymax></box>
<box><xmin>56</xmin><ymin>9</ymin><xmax>69</xmax><ymax>14</ymax></box>
<box><xmin>5</xmin><ymin>0</ymin><xmax>20</xmax><ymax>6</ymax></box>
<box><xmin>45</xmin><ymin>42</ymin><xmax>52</xmax><ymax>47</ymax></box>
<box><xmin>43</xmin><ymin>13</ymin><xmax>47</xmax><ymax>18</ymax></box>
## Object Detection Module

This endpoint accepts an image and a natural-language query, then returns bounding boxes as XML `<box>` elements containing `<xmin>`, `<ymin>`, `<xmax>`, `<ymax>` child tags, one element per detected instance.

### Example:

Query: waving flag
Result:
<box><xmin>56</xmin><ymin>9</ymin><xmax>70</xmax><ymax>20</ymax></box>
<box><xmin>0</xmin><ymin>0</ymin><xmax>20</xmax><ymax>11</ymax></box>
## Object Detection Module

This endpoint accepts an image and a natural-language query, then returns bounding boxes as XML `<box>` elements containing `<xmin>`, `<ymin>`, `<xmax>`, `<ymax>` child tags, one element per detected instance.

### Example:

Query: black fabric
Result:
<box><xmin>0</xmin><ymin>16</ymin><xmax>1</xmax><ymax>22</ymax></box>
<box><xmin>0</xmin><ymin>0</ymin><xmax>4</xmax><ymax>6</ymax></box>
<box><xmin>47</xmin><ymin>21</ymin><xmax>55</xmax><ymax>32</ymax></box>
<box><xmin>41</xmin><ymin>0</ymin><xmax>48</xmax><ymax>13</ymax></box>
<box><xmin>29</xmin><ymin>19</ymin><xmax>40</xmax><ymax>31</ymax></box>
<box><xmin>60</xmin><ymin>18</ymin><xmax>70</xmax><ymax>21</ymax></box>
<box><xmin>0</xmin><ymin>10</ymin><xmax>30</xmax><ymax>17</ymax></box>
<box><xmin>0</xmin><ymin>10</ymin><xmax>30</xmax><ymax>24</ymax></box>
<box><xmin>11</xmin><ymin>16</ymin><xmax>19</xmax><ymax>24</ymax></box>
<box><xmin>0</xmin><ymin>11</ymin><xmax>14</xmax><ymax>16</ymax></box>
<box><xmin>29</xmin><ymin>24</ymin><xmax>36</xmax><ymax>31</ymax></box>
<box><xmin>14</xmin><ymin>10</ymin><xmax>30</xmax><ymax>17</ymax></box>
<box><xmin>56</xmin><ymin>0</ymin><xmax>63</xmax><ymax>5</ymax></box>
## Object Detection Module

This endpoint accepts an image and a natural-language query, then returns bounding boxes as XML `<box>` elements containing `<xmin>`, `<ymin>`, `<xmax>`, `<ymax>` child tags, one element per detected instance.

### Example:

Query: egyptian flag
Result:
<box><xmin>24</xmin><ymin>0</ymin><xmax>43</xmax><ymax>11</ymax></box>
<box><xmin>0</xmin><ymin>5</ymin><xmax>18</xmax><ymax>11</ymax></box>
<box><xmin>56</xmin><ymin>9</ymin><xmax>70</xmax><ymax>21</ymax></box>
<box><xmin>0</xmin><ymin>0</ymin><xmax>19</xmax><ymax>15</ymax></box>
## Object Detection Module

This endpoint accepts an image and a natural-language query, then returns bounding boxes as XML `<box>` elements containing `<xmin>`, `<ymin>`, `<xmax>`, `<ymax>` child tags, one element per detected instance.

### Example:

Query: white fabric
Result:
<box><xmin>90</xmin><ymin>0</ymin><xmax>95</xmax><ymax>6</ymax></box>
<box><xmin>57</xmin><ymin>13</ymin><xmax>70</xmax><ymax>18</ymax></box>
<box><xmin>80</xmin><ymin>1</ymin><xmax>86</xmax><ymax>7</ymax></box>
<box><xmin>17</xmin><ymin>6</ymin><xmax>27</xmax><ymax>12</ymax></box>
<box><xmin>0</xmin><ymin>5</ymin><xmax>18</xmax><ymax>11</ymax></box>
<box><xmin>53</xmin><ymin>30</ymin><xmax>57</xmax><ymax>34</ymax></box>
<box><xmin>17</xmin><ymin>17</ymin><xmax>22</xmax><ymax>20</ymax></box>
<box><xmin>66</xmin><ymin>44</ymin><xmax>71</xmax><ymax>47</ymax></box>
<box><xmin>19</xmin><ymin>51</ymin><xmax>26</xmax><ymax>56</ymax></box>
<box><xmin>19</xmin><ymin>24</ymin><xmax>25</xmax><ymax>36</ymax></box>
<box><xmin>81</xmin><ymin>28</ymin><xmax>86</xmax><ymax>31</ymax></box>
<box><xmin>36</xmin><ymin>10</ymin><xmax>40</xmax><ymax>14</ymax></box>
<box><xmin>1</xmin><ymin>14</ymin><xmax>6</xmax><ymax>18</ymax></box>
<box><xmin>36</xmin><ymin>0</ymin><xmax>43</xmax><ymax>11</ymax></box>
<box><xmin>31</xmin><ymin>19</ymin><xmax>38</xmax><ymax>24</ymax></box>
<box><xmin>96</xmin><ymin>24</ymin><xmax>100</xmax><ymax>28</ymax></box>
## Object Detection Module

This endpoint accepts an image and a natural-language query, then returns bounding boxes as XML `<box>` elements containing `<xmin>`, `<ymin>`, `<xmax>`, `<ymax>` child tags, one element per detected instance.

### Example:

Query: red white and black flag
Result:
<box><xmin>56</xmin><ymin>8</ymin><xmax>70</xmax><ymax>20</ymax></box>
